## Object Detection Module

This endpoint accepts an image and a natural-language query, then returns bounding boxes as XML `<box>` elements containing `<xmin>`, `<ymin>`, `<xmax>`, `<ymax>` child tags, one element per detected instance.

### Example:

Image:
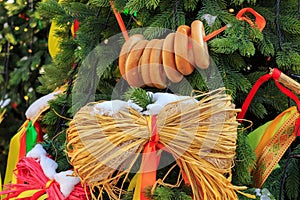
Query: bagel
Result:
<box><xmin>118</xmin><ymin>34</ymin><xmax>144</xmax><ymax>80</ymax></box>
<box><xmin>149</xmin><ymin>39</ymin><xmax>166</xmax><ymax>89</ymax></box>
<box><xmin>191</xmin><ymin>20</ymin><xmax>210</xmax><ymax>69</ymax></box>
<box><xmin>125</xmin><ymin>40</ymin><xmax>148</xmax><ymax>87</ymax></box>
<box><xmin>162</xmin><ymin>33</ymin><xmax>183</xmax><ymax>83</ymax></box>
<box><xmin>174</xmin><ymin>25</ymin><xmax>195</xmax><ymax>75</ymax></box>
<box><xmin>139</xmin><ymin>39</ymin><xmax>158</xmax><ymax>87</ymax></box>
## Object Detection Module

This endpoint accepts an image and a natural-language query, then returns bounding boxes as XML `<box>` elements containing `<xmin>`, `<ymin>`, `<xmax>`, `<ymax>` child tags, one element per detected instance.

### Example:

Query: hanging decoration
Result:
<box><xmin>238</xmin><ymin>68</ymin><xmax>300</xmax><ymax>188</ymax></box>
<box><xmin>3</xmin><ymin>89</ymin><xmax>63</xmax><ymax>186</ymax></box>
<box><xmin>67</xmin><ymin>87</ymin><xmax>255</xmax><ymax>200</ymax></box>
<box><xmin>0</xmin><ymin>144</ymin><xmax>88</xmax><ymax>200</ymax></box>
<box><xmin>118</xmin><ymin>20</ymin><xmax>210</xmax><ymax>89</ymax></box>
<box><xmin>112</xmin><ymin>3</ymin><xmax>266</xmax><ymax>89</ymax></box>
<box><xmin>48</xmin><ymin>20</ymin><xmax>80</xmax><ymax>59</ymax></box>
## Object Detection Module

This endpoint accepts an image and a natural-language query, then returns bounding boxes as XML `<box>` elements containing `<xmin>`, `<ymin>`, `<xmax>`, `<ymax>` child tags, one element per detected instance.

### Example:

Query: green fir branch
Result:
<box><xmin>285</xmin><ymin>158</ymin><xmax>300</xmax><ymax>200</ymax></box>
<box><xmin>37</xmin><ymin>0</ymin><xmax>69</xmax><ymax>21</ymax></box>
<box><xmin>183</xmin><ymin>0</ymin><xmax>199</xmax><ymax>11</ymax></box>
<box><xmin>88</xmin><ymin>0</ymin><xmax>110</xmax><ymax>8</ymax></box>
<box><xmin>232</xmin><ymin>129</ymin><xmax>256</xmax><ymax>186</ymax></box>
<box><xmin>123</xmin><ymin>87</ymin><xmax>153</xmax><ymax>111</ymax></box>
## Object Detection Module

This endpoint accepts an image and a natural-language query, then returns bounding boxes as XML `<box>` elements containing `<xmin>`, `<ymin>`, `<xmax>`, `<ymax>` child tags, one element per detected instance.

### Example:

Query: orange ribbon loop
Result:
<box><xmin>236</xmin><ymin>7</ymin><xmax>266</xmax><ymax>32</ymax></box>
<box><xmin>204</xmin><ymin>7</ymin><xmax>266</xmax><ymax>42</ymax></box>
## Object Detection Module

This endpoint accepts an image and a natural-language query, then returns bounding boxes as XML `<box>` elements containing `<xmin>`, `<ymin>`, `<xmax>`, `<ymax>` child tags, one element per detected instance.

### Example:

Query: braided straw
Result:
<box><xmin>67</xmin><ymin>88</ymin><xmax>252</xmax><ymax>200</ymax></box>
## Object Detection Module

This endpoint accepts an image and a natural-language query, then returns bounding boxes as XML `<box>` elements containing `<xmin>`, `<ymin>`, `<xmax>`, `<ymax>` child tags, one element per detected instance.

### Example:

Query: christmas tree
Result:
<box><xmin>1</xmin><ymin>0</ymin><xmax>300</xmax><ymax>199</ymax></box>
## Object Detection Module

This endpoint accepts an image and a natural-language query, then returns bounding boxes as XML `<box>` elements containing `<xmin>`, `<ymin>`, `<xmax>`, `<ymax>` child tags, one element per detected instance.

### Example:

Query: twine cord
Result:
<box><xmin>53</xmin><ymin>63</ymin><xmax>79</xmax><ymax>137</ymax></box>
<box><xmin>275</xmin><ymin>0</ymin><xmax>283</xmax><ymax>50</ymax></box>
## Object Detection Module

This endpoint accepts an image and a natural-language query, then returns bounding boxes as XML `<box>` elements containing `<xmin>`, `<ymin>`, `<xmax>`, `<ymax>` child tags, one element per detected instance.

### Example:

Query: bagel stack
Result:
<box><xmin>118</xmin><ymin>20</ymin><xmax>210</xmax><ymax>89</ymax></box>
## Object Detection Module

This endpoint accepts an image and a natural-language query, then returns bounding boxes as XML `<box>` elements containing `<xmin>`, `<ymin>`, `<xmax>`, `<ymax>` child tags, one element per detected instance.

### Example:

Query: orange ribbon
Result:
<box><xmin>236</xmin><ymin>7</ymin><xmax>266</xmax><ymax>32</ymax></box>
<box><xmin>139</xmin><ymin>116</ymin><xmax>193</xmax><ymax>199</ymax></box>
<box><xmin>110</xmin><ymin>3</ymin><xmax>266</xmax><ymax>44</ymax></box>
<box><xmin>139</xmin><ymin>116</ymin><xmax>160</xmax><ymax>200</ymax></box>
<box><xmin>110</xmin><ymin>0</ymin><xmax>129</xmax><ymax>41</ymax></box>
<box><xmin>204</xmin><ymin>7</ymin><xmax>266</xmax><ymax>42</ymax></box>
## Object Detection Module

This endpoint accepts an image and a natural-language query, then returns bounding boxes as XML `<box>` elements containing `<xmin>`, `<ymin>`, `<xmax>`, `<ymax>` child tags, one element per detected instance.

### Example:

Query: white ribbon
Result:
<box><xmin>25</xmin><ymin>91</ymin><xmax>61</xmax><ymax>120</ymax></box>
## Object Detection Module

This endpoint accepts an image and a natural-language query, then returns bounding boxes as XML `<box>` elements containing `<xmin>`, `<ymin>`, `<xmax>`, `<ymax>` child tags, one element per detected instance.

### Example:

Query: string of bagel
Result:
<box><xmin>119</xmin><ymin>21</ymin><xmax>210</xmax><ymax>89</ymax></box>
<box><xmin>111</xmin><ymin>2</ymin><xmax>266</xmax><ymax>89</ymax></box>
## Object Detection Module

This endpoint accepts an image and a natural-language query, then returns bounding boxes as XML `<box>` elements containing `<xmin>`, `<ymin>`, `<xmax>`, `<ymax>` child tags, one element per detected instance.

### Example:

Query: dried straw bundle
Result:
<box><xmin>67</xmin><ymin>88</ymin><xmax>249</xmax><ymax>200</ymax></box>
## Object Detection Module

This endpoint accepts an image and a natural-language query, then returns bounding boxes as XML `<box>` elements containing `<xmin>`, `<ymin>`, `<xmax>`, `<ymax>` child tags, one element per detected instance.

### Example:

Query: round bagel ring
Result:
<box><xmin>149</xmin><ymin>39</ymin><xmax>166</xmax><ymax>89</ymax></box>
<box><xmin>139</xmin><ymin>39</ymin><xmax>159</xmax><ymax>87</ymax></box>
<box><xmin>174</xmin><ymin>25</ymin><xmax>195</xmax><ymax>76</ymax></box>
<box><xmin>119</xmin><ymin>34</ymin><xmax>144</xmax><ymax>80</ymax></box>
<box><xmin>162</xmin><ymin>33</ymin><xmax>183</xmax><ymax>83</ymax></box>
<box><xmin>125</xmin><ymin>40</ymin><xmax>148</xmax><ymax>87</ymax></box>
<box><xmin>191</xmin><ymin>20</ymin><xmax>210</xmax><ymax>69</ymax></box>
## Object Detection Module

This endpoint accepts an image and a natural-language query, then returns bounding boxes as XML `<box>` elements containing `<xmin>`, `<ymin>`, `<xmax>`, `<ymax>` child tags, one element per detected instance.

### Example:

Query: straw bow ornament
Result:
<box><xmin>67</xmin><ymin>88</ymin><xmax>255</xmax><ymax>200</ymax></box>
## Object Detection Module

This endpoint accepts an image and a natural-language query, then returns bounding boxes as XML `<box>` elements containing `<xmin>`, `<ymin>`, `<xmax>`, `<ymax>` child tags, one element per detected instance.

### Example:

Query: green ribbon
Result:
<box><xmin>123</xmin><ymin>8</ymin><xmax>137</xmax><ymax>17</ymax></box>
<box><xmin>26</xmin><ymin>121</ymin><xmax>38</xmax><ymax>153</ymax></box>
<box><xmin>38</xmin><ymin>19</ymin><xmax>43</xmax><ymax>30</ymax></box>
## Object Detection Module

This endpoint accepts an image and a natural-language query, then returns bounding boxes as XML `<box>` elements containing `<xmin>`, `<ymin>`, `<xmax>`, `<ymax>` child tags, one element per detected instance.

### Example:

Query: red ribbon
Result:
<box><xmin>238</xmin><ymin>68</ymin><xmax>300</xmax><ymax>136</ymax></box>
<box><xmin>73</xmin><ymin>19</ymin><xmax>80</xmax><ymax>38</ymax></box>
<box><xmin>34</xmin><ymin>121</ymin><xmax>43</xmax><ymax>143</ymax></box>
<box><xmin>0</xmin><ymin>157</ymin><xmax>88</xmax><ymax>200</ymax></box>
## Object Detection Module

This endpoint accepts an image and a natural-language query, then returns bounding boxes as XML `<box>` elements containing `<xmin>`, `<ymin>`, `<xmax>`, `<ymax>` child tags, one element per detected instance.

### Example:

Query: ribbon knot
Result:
<box><xmin>150</xmin><ymin>115</ymin><xmax>159</xmax><ymax>143</ymax></box>
<box><xmin>132</xmin><ymin>115</ymin><xmax>162</xmax><ymax>200</ymax></box>
<box><xmin>271</xmin><ymin>68</ymin><xmax>281</xmax><ymax>80</ymax></box>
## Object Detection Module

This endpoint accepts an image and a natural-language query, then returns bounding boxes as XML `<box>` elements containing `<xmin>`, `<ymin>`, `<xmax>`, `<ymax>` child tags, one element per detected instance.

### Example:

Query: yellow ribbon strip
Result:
<box><xmin>128</xmin><ymin>174</ymin><xmax>138</xmax><ymax>192</ymax></box>
<box><xmin>132</xmin><ymin>173</ymin><xmax>142</xmax><ymax>200</ymax></box>
<box><xmin>45</xmin><ymin>180</ymin><xmax>54</xmax><ymax>189</ymax></box>
<box><xmin>255</xmin><ymin>107</ymin><xmax>297</xmax><ymax>158</ymax></box>
<box><xmin>38</xmin><ymin>194</ymin><xmax>48</xmax><ymax>200</ymax></box>
<box><xmin>4</xmin><ymin>121</ymin><xmax>27</xmax><ymax>185</ymax></box>
<box><xmin>12</xmin><ymin>189</ymin><xmax>43</xmax><ymax>199</ymax></box>
<box><xmin>252</xmin><ymin>106</ymin><xmax>299</xmax><ymax>187</ymax></box>
<box><xmin>0</xmin><ymin>109</ymin><xmax>6</xmax><ymax>124</ymax></box>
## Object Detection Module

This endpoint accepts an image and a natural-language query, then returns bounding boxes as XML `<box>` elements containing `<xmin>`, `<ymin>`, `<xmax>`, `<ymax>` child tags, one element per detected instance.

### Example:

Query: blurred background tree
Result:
<box><xmin>0</xmin><ymin>0</ymin><xmax>51</xmax><ymax>176</ymax></box>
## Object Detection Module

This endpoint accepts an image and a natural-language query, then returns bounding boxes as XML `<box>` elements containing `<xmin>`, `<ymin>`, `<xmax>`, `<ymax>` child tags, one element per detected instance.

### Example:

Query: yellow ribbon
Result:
<box><xmin>4</xmin><ymin>121</ymin><xmax>27</xmax><ymax>185</ymax></box>
<box><xmin>5</xmin><ymin>181</ymin><xmax>52</xmax><ymax>200</ymax></box>
<box><xmin>248</xmin><ymin>106</ymin><xmax>299</xmax><ymax>187</ymax></box>
<box><xmin>11</xmin><ymin>189</ymin><xmax>43</xmax><ymax>199</ymax></box>
<box><xmin>48</xmin><ymin>0</ymin><xmax>76</xmax><ymax>60</ymax></box>
<box><xmin>48</xmin><ymin>21</ymin><xmax>62</xmax><ymax>59</ymax></box>
<box><xmin>128</xmin><ymin>174</ymin><xmax>138</xmax><ymax>192</ymax></box>
<box><xmin>255</xmin><ymin>106</ymin><xmax>297</xmax><ymax>158</ymax></box>
<box><xmin>0</xmin><ymin>109</ymin><xmax>5</xmax><ymax>124</ymax></box>
<box><xmin>45</xmin><ymin>180</ymin><xmax>54</xmax><ymax>189</ymax></box>
<box><xmin>38</xmin><ymin>194</ymin><xmax>48</xmax><ymax>200</ymax></box>
<box><xmin>132</xmin><ymin>173</ymin><xmax>142</xmax><ymax>200</ymax></box>
<box><xmin>48</xmin><ymin>21</ymin><xmax>76</xmax><ymax>59</ymax></box>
